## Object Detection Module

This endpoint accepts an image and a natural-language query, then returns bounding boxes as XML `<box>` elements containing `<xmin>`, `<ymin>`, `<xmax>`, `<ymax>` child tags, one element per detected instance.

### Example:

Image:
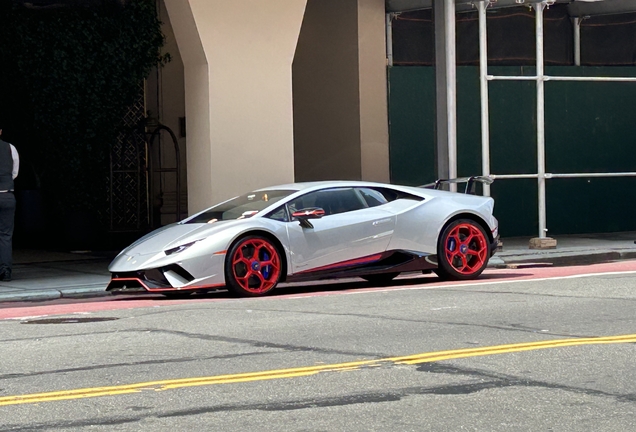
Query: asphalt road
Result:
<box><xmin>1</xmin><ymin>263</ymin><xmax>636</xmax><ymax>431</ymax></box>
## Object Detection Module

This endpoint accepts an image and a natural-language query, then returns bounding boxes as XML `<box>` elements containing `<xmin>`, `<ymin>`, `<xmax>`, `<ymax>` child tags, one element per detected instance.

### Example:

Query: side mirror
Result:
<box><xmin>291</xmin><ymin>207</ymin><xmax>325</xmax><ymax>229</ymax></box>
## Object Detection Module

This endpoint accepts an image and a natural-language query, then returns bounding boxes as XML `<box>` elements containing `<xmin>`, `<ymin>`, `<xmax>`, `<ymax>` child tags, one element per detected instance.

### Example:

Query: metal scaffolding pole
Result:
<box><xmin>534</xmin><ymin>1</ymin><xmax>548</xmax><ymax>239</ymax></box>
<box><xmin>444</xmin><ymin>0</ymin><xmax>457</xmax><ymax>191</ymax></box>
<box><xmin>477</xmin><ymin>0</ymin><xmax>491</xmax><ymax>197</ymax></box>
<box><xmin>489</xmin><ymin>75</ymin><xmax>636</xmax><ymax>83</ymax></box>
<box><xmin>386</xmin><ymin>13</ymin><xmax>394</xmax><ymax>67</ymax></box>
<box><xmin>573</xmin><ymin>17</ymin><xmax>581</xmax><ymax>66</ymax></box>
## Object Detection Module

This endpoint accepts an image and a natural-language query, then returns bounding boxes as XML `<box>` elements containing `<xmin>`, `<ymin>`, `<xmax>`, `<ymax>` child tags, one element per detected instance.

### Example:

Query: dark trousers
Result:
<box><xmin>0</xmin><ymin>192</ymin><xmax>16</xmax><ymax>275</ymax></box>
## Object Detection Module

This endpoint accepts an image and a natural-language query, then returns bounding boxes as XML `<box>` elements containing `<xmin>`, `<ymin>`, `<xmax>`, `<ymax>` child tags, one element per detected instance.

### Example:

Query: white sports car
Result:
<box><xmin>107</xmin><ymin>178</ymin><xmax>499</xmax><ymax>297</ymax></box>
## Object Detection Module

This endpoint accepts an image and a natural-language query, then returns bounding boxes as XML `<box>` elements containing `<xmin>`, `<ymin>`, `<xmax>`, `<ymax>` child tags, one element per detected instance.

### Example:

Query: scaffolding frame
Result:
<box><xmin>476</xmin><ymin>0</ymin><xmax>636</xmax><ymax>240</ymax></box>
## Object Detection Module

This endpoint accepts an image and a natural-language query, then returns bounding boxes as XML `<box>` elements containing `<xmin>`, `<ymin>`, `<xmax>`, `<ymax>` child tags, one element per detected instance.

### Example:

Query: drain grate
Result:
<box><xmin>21</xmin><ymin>317</ymin><xmax>119</xmax><ymax>324</ymax></box>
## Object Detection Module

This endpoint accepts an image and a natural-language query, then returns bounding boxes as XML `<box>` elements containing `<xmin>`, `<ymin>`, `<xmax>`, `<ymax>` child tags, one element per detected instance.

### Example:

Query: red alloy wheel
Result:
<box><xmin>443</xmin><ymin>222</ymin><xmax>488</xmax><ymax>276</ymax></box>
<box><xmin>229</xmin><ymin>237</ymin><xmax>281</xmax><ymax>295</ymax></box>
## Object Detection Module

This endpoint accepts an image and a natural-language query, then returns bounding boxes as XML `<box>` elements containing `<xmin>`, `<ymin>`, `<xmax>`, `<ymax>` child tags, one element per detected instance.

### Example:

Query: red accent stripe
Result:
<box><xmin>292</xmin><ymin>208</ymin><xmax>326</xmax><ymax>218</ymax></box>
<box><xmin>298</xmin><ymin>253</ymin><xmax>383</xmax><ymax>274</ymax></box>
<box><xmin>109</xmin><ymin>277</ymin><xmax>225</xmax><ymax>292</ymax></box>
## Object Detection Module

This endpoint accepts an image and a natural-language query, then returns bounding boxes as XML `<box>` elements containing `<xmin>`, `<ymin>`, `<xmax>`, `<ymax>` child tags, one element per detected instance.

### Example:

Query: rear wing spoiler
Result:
<box><xmin>420</xmin><ymin>176</ymin><xmax>494</xmax><ymax>195</ymax></box>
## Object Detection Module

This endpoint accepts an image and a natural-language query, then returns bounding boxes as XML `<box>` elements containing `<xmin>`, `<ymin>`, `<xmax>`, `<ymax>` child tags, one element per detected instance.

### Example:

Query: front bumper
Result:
<box><xmin>106</xmin><ymin>265</ymin><xmax>224</xmax><ymax>294</ymax></box>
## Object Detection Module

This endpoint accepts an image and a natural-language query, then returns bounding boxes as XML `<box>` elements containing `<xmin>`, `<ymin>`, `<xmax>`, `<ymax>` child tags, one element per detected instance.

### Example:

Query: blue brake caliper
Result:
<box><xmin>262</xmin><ymin>252</ymin><xmax>270</xmax><ymax>279</ymax></box>
<box><xmin>447</xmin><ymin>237</ymin><xmax>456</xmax><ymax>252</ymax></box>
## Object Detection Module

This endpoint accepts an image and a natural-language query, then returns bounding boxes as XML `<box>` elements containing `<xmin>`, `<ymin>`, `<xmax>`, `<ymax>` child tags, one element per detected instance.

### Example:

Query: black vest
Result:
<box><xmin>0</xmin><ymin>140</ymin><xmax>15</xmax><ymax>191</ymax></box>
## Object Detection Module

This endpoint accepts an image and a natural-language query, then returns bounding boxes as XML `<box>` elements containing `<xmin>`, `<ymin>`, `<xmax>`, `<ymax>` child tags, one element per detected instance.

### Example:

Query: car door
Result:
<box><xmin>285</xmin><ymin>187</ymin><xmax>396</xmax><ymax>273</ymax></box>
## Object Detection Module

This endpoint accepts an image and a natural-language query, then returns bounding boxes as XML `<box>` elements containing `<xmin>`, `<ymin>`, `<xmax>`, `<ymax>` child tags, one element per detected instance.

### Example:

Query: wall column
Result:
<box><xmin>293</xmin><ymin>0</ymin><xmax>390</xmax><ymax>183</ymax></box>
<box><xmin>358</xmin><ymin>0</ymin><xmax>391</xmax><ymax>182</ymax></box>
<box><xmin>163</xmin><ymin>0</ymin><xmax>307</xmax><ymax>213</ymax></box>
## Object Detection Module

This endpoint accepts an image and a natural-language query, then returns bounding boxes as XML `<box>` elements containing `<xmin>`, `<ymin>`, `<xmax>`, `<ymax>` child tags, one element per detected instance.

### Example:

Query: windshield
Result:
<box><xmin>185</xmin><ymin>189</ymin><xmax>296</xmax><ymax>224</ymax></box>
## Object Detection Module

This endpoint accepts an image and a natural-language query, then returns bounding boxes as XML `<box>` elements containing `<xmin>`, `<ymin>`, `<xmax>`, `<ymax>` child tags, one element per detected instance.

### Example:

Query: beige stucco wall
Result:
<box><xmin>293</xmin><ymin>0</ymin><xmax>389</xmax><ymax>182</ymax></box>
<box><xmin>358</xmin><ymin>0</ymin><xmax>390</xmax><ymax>182</ymax></box>
<box><xmin>163</xmin><ymin>0</ymin><xmax>307</xmax><ymax>214</ymax></box>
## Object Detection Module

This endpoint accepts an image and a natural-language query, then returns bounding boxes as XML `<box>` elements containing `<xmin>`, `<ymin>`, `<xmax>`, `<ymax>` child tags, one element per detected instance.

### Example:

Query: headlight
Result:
<box><xmin>165</xmin><ymin>241</ymin><xmax>198</xmax><ymax>256</ymax></box>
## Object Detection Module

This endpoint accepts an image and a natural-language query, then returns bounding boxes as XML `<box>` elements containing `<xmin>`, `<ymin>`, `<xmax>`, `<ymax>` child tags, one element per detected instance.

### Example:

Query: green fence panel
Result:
<box><xmin>388</xmin><ymin>65</ymin><xmax>636</xmax><ymax>237</ymax></box>
<box><xmin>388</xmin><ymin>67</ymin><xmax>436</xmax><ymax>186</ymax></box>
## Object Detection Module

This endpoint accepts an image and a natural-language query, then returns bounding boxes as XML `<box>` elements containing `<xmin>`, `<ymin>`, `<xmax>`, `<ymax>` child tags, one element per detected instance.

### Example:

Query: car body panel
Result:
<box><xmin>286</xmin><ymin>206</ymin><xmax>396</xmax><ymax>273</ymax></box>
<box><xmin>387</xmin><ymin>193</ymin><xmax>496</xmax><ymax>254</ymax></box>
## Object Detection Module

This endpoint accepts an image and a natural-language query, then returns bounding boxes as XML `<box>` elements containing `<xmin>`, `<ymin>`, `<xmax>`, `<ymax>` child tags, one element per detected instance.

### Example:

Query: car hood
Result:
<box><xmin>120</xmin><ymin>220</ymin><xmax>239</xmax><ymax>256</ymax></box>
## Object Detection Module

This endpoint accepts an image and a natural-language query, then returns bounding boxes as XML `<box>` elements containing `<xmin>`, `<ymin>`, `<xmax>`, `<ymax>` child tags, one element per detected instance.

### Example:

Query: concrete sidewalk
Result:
<box><xmin>0</xmin><ymin>250</ymin><xmax>114</xmax><ymax>303</ymax></box>
<box><xmin>1</xmin><ymin>231</ymin><xmax>636</xmax><ymax>303</ymax></box>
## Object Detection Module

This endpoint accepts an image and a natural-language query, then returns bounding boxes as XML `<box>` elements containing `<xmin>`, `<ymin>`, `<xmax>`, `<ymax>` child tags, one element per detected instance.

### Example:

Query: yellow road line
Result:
<box><xmin>1</xmin><ymin>333</ymin><xmax>635</xmax><ymax>407</ymax></box>
<box><xmin>389</xmin><ymin>333</ymin><xmax>636</xmax><ymax>364</ymax></box>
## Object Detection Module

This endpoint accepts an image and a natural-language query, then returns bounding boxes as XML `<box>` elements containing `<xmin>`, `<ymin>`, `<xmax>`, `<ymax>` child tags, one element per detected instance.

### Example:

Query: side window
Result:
<box><xmin>358</xmin><ymin>188</ymin><xmax>388</xmax><ymax>208</ymax></box>
<box><xmin>316</xmin><ymin>188</ymin><xmax>366</xmax><ymax>216</ymax></box>
<box><xmin>360</xmin><ymin>187</ymin><xmax>424</xmax><ymax>204</ymax></box>
<box><xmin>266</xmin><ymin>205</ymin><xmax>288</xmax><ymax>222</ymax></box>
<box><xmin>287</xmin><ymin>188</ymin><xmax>366</xmax><ymax>217</ymax></box>
<box><xmin>287</xmin><ymin>193</ymin><xmax>318</xmax><ymax>215</ymax></box>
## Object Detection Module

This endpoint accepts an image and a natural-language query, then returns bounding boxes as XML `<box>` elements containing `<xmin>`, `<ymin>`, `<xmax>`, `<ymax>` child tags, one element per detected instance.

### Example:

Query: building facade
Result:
<box><xmin>154</xmin><ymin>0</ymin><xmax>636</xmax><ymax>238</ymax></box>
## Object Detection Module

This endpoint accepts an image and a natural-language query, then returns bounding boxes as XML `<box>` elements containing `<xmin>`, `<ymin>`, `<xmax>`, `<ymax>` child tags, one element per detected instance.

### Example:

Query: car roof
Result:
<box><xmin>252</xmin><ymin>180</ymin><xmax>492</xmax><ymax>206</ymax></box>
<box><xmin>255</xmin><ymin>180</ymin><xmax>399</xmax><ymax>193</ymax></box>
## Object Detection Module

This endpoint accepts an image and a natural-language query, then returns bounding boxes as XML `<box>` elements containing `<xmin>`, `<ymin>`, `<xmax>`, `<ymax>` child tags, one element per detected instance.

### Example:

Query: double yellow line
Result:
<box><xmin>2</xmin><ymin>333</ymin><xmax>635</xmax><ymax>407</ymax></box>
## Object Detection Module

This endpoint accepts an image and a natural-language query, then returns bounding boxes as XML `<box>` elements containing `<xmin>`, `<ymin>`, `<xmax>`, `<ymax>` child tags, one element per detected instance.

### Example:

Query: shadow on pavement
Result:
<box><xmin>106</xmin><ymin>270</ymin><xmax>534</xmax><ymax>302</ymax></box>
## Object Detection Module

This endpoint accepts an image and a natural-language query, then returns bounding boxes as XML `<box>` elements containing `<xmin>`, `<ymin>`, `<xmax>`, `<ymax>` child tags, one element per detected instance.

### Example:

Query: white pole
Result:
<box><xmin>477</xmin><ymin>0</ymin><xmax>491</xmax><ymax>196</ymax></box>
<box><xmin>547</xmin><ymin>76</ymin><xmax>636</xmax><ymax>82</ymax></box>
<box><xmin>386</xmin><ymin>13</ymin><xmax>394</xmax><ymax>67</ymax></box>
<box><xmin>535</xmin><ymin>2</ymin><xmax>547</xmax><ymax>239</ymax></box>
<box><xmin>445</xmin><ymin>0</ymin><xmax>457</xmax><ymax>191</ymax></box>
<box><xmin>573</xmin><ymin>17</ymin><xmax>581</xmax><ymax>66</ymax></box>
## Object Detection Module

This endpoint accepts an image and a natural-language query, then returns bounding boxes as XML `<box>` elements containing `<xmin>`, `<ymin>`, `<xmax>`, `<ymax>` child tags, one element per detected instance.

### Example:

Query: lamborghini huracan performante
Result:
<box><xmin>107</xmin><ymin>179</ymin><xmax>499</xmax><ymax>298</ymax></box>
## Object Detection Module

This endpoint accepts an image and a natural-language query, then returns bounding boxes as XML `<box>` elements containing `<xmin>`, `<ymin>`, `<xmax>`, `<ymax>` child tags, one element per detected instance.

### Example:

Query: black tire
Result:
<box><xmin>361</xmin><ymin>272</ymin><xmax>400</xmax><ymax>285</ymax></box>
<box><xmin>225</xmin><ymin>235</ymin><xmax>283</xmax><ymax>297</ymax></box>
<box><xmin>435</xmin><ymin>219</ymin><xmax>490</xmax><ymax>281</ymax></box>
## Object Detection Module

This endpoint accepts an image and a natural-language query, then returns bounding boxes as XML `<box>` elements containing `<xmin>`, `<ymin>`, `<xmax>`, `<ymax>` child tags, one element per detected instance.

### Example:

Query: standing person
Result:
<box><xmin>0</xmin><ymin>122</ymin><xmax>19</xmax><ymax>281</ymax></box>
